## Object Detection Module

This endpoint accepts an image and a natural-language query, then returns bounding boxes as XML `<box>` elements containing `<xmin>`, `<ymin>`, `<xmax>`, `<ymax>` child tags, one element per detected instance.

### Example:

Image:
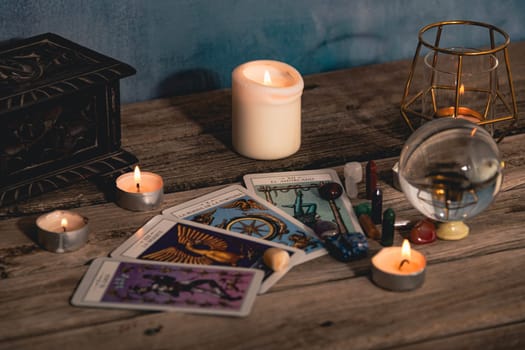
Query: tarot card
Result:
<box><xmin>111</xmin><ymin>216</ymin><xmax>304</xmax><ymax>293</ymax></box>
<box><xmin>244</xmin><ymin>169</ymin><xmax>363</xmax><ymax>237</ymax></box>
<box><xmin>161</xmin><ymin>185</ymin><xmax>326</xmax><ymax>261</ymax></box>
<box><xmin>71</xmin><ymin>257</ymin><xmax>262</xmax><ymax>317</ymax></box>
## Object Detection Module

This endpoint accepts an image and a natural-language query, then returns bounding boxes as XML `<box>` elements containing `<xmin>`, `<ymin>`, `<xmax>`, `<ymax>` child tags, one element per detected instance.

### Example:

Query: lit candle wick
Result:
<box><xmin>399</xmin><ymin>239</ymin><xmax>412</xmax><ymax>270</ymax></box>
<box><xmin>134</xmin><ymin>166</ymin><xmax>141</xmax><ymax>193</ymax></box>
<box><xmin>399</xmin><ymin>259</ymin><xmax>410</xmax><ymax>270</ymax></box>
<box><xmin>61</xmin><ymin>218</ymin><xmax>68</xmax><ymax>232</ymax></box>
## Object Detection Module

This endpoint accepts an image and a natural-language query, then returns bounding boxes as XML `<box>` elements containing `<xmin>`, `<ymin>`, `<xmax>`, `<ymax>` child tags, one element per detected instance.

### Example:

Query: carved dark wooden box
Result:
<box><xmin>0</xmin><ymin>33</ymin><xmax>137</xmax><ymax>206</ymax></box>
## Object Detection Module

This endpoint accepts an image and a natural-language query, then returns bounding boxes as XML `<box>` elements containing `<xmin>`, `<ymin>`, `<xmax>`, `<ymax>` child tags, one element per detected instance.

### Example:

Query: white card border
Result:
<box><xmin>71</xmin><ymin>257</ymin><xmax>263</xmax><ymax>317</ymax></box>
<box><xmin>244</xmin><ymin>168</ymin><xmax>363</xmax><ymax>236</ymax></box>
<box><xmin>161</xmin><ymin>184</ymin><xmax>327</xmax><ymax>261</ymax></box>
<box><xmin>110</xmin><ymin>216</ymin><xmax>305</xmax><ymax>293</ymax></box>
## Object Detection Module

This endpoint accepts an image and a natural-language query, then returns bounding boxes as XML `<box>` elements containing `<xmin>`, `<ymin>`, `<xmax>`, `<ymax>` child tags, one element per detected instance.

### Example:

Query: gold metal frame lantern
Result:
<box><xmin>400</xmin><ymin>20</ymin><xmax>518</xmax><ymax>136</ymax></box>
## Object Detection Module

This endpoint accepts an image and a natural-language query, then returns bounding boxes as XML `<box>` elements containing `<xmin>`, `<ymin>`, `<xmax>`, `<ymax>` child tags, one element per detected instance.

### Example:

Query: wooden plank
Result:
<box><xmin>0</xmin><ymin>185</ymin><xmax>227</xmax><ymax>279</ymax></box>
<box><xmin>1</xmin><ymin>42</ymin><xmax>525</xmax><ymax>350</ymax></box>
<box><xmin>1</xmin><ymin>248</ymin><xmax>524</xmax><ymax>350</ymax></box>
<box><xmin>1</xmin><ymin>134</ymin><xmax>524</xmax><ymax>280</ymax></box>
<box><xmin>1</xmin><ymin>161</ymin><xmax>524</xmax><ymax>281</ymax></box>
<box><xmin>1</xmin><ymin>157</ymin><xmax>525</xmax><ymax>341</ymax></box>
<box><xmin>393</xmin><ymin>321</ymin><xmax>525</xmax><ymax>350</ymax></box>
<box><xmin>1</xmin><ymin>42</ymin><xmax>525</xmax><ymax>217</ymax></box>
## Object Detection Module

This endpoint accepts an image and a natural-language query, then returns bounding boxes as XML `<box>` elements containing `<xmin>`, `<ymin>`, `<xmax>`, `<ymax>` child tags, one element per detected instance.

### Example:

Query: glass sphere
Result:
<box><xmin>399</xmin><ymin>118</ymin><xmax>503</xmax><ymax>222</ymax></box>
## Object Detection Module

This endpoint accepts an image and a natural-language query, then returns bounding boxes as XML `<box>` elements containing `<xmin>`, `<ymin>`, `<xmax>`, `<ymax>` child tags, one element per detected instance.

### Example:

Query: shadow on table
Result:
<box><xmin>157</xmin><ymin>68</ymin><xmax>221</xmax><ymax>99</ymax></box>
<box><xmin>16</xmin><ymin>215</ymin><xmax>40</xmax><ymax>247</ymax></box>
<box><xmin>156</xmin><ymin>68</ymin><xmax>232</xmax><ymax>148</ymax></box>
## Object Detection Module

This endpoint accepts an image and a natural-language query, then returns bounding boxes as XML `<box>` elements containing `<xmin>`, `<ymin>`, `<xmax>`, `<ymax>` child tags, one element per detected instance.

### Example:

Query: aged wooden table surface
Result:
<box><xmin>1</xmin><ymin>42</ymin><xmax>525</xmax><ymax>350</ymax></box>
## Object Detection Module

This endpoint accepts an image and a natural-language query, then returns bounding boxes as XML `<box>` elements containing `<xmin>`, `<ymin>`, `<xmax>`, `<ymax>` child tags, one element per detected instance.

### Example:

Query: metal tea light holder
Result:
<box><xmin>400</xmin><ymin>20</ymin><xmax>518</xmax><ymax>139</ymax></box>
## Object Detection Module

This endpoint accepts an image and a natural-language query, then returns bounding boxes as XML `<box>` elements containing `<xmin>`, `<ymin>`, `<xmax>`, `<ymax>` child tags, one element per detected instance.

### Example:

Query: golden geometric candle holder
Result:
<box><xmin>401</xmin><ymin>20</ymin><xmax>518</xmax><ymax>138</ymax></box>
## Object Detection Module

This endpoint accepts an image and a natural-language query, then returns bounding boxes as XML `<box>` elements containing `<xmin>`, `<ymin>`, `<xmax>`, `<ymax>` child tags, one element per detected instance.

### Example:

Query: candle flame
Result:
<box><xmin>401</xmin><ymin>239</ymin><xmax>411</xmax><ymax>261</ymax></box>
<box><xmin>134</xmin><ymin>166</ymin><xmax>141</xmax><ymax>192</ymax></box>
<box><xmin>61</xmin><ymin>218</ymin><xmax>68</xmax><ymax>231</ymax></box>
<box><xmin>263</xmin><ymin>69</ymin><xmax>272</xmax><ymax>85</ymax></box>
<box><xmin>459</xmin><ymin>84</ymin><xmax>465</xmax><ymax>95</ymax></box>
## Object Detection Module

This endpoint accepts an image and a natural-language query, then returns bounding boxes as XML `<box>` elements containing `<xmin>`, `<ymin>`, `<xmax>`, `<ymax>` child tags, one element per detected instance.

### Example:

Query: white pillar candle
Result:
<box><xmin>232</xmin><ymin>60</ymin><xmax>304</xmax><ymax>160</ymax></box>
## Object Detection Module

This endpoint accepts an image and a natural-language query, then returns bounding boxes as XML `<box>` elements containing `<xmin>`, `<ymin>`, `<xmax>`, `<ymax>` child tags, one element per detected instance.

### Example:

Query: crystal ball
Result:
<box><xmin>398</xmin><ymin>118</ymin><xmax>503</xmax><ymax>222</ymax></box>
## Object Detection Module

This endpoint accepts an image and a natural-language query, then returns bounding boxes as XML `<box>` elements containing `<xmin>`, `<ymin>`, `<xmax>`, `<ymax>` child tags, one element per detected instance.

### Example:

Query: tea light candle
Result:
<box><xmin>434</xmin><ymin>84</ymin><xmax>483</xmax><ymax>123</ymax></box>
<box><xmin>232</xmin><ymin>60</ymin><xmax>304</xmax><ymax>160</ymax></box>
<box><xmin>36</xmin><ymin>210</ymin><xmax>89</xmax><ymax>253</ymax></box>
<box><xmin>371</xmin><ymin>239</ymin><xmax>426</xmax><ymax>291</ymax></box>
<box><xmin>435</xmin><ymin>106</ymin><xmax>482</xmax><ymax>123</ymax></box>
<box><xmin>115</xmin><ymin>166</ymin><xmax>164</xmax><ymax>211</ymax></box>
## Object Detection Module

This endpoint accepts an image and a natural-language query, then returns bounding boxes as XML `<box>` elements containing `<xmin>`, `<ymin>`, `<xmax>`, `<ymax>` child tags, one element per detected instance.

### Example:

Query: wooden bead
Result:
<box><xmin>263</xmin><ymin>247</ymin><xmax>290</xmax><ymax>272</ymax></box>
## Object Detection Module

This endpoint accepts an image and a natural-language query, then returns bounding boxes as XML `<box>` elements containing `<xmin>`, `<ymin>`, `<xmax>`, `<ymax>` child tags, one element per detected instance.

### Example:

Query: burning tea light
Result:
<box><xmin>371</xmin><ymin>239</ymin><xmax>426</xmax><ymax>291</ymax></box>
<box><xmin>134</xmin><ymin>166</ymin><xmax>141</xmax><ymax>192</ymax></box>
<box><xmin>435</xmin><ymin>106</ymin><xmax>482</xmax><ymax>123</ymax></box>
<box><xmin>60</xmin><ymin>218</ymin><xmax>68</xmax><ymax>231</ymax></box>
<box><xmin>36</xmin><ymin>210</ymin><xmax>89</xmax><ymax>253</ymax></box>
<box><xmin>434</xmin><ymin>85</ymin><xmax>483</xmax><ymax>123</ymax></box>
<box><xmin>232</xmin><ymin>60</ymin><xmax>304</xmax><ymax>160</ymax></box>
<box><xmin>115</xmin><ymin>166</ymin><xmax>164</xmax><ymax>211</ymax></box>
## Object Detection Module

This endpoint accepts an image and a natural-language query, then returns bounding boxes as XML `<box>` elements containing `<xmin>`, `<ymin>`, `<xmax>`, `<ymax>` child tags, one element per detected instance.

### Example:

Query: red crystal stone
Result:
<box><xmin>410</xmin><ymin>218</ymin><xmax>437</xmax><ymax>244</ymax></box>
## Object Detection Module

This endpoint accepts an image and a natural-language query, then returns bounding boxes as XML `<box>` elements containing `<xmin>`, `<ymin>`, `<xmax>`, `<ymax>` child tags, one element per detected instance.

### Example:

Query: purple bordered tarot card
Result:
<box><xmin>161</xmin><ymin>185</ymin><xmax>326</xmax><ymax>262</ymax></box>
<box><xmin>111</xmin><ymin>216</ymin><xmax>304</xmax><ymax>293</ymax></box>
<box><xmin>71</xmin><ymin>257</ymin><xmax>263</xmax><ymax>317</ymax></box>
<box><xmin>243</xmin><ymin>169</ymin><xmax>363</xmax><ymax>237</ymax></box>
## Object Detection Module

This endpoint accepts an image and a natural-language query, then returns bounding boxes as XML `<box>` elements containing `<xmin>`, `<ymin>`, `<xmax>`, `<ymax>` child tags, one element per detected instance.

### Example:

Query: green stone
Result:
<box><xmin>354</xmin><ymin>202</ymin><xmax>372</xmax><ymax>217</ymax></box>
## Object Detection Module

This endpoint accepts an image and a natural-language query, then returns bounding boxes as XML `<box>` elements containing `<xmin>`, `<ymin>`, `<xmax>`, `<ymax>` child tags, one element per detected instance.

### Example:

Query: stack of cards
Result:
<box><xmin>110</xmin><ymin>217</ymin><xmax>304</xmax><ymax>294</ymax></box>
<box><xmin>162</xmin><ymin>185</ymin><xmax>326</xmax><ymax>261</ymax></box>
<box><xmin>72</xmin><ymin>169</ymin><xmax>365</xmax><ymax>317</ymax></box>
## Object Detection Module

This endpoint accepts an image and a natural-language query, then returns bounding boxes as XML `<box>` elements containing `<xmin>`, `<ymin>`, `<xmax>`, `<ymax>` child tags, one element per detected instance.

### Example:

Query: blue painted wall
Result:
<box><xmin>1</xmin><ymin>0</ymin><xmax>525</xmax><ymax>103</ymax></box>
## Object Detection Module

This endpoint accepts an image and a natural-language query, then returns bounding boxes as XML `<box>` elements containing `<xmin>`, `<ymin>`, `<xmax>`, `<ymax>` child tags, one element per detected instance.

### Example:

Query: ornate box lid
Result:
<box><xmin>0</xmin><ymin>32</ymin><xmax>136</xmax><ymax>114</ymax></box>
